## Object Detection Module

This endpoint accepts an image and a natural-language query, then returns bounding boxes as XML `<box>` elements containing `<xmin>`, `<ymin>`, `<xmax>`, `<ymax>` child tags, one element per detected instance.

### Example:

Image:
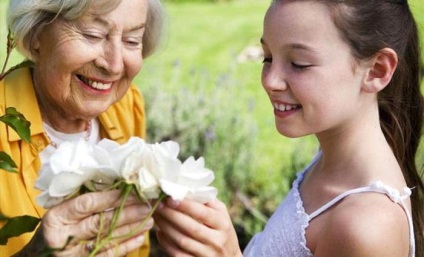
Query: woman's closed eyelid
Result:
<box><xmin>84</xmin><ymin>32</ymin><xmax>103</xmax><ymax>38</ymax></box>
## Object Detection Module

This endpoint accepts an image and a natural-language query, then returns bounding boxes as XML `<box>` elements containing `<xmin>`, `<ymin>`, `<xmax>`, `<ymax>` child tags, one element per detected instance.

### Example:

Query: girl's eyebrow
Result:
<box><xmin>261</xmin><ymin>37</ymin><xmax>318</xmax><ymax>54</ymax></box>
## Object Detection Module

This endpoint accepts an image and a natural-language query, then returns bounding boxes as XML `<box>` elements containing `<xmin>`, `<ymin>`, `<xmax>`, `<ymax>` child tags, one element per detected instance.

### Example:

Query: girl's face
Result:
<box><xmin>32</xmin><ymin>0</ymin><xmax>147</xmax><ymax>121</ymax></box>
<box><xmin>261</xmin><ymin>1</ymin><xmax>369</xmax><ymax>138</ymax></box>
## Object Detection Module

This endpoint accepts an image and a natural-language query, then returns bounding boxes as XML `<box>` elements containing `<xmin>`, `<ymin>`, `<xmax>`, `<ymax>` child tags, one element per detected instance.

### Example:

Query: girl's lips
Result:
<box><xmin>274</xmin><ymin>107</ymin><xmax>300</xmax><ymax>119</ymax></box>
<box><xmin>272</xmin><ymin>101</ymin><xmax>302</xmax><ymax>118</ymax></box>
<box><xmin>273</xmin><ymin>102</ymin><xmax>301</xmax><ymax>112</ymax></box>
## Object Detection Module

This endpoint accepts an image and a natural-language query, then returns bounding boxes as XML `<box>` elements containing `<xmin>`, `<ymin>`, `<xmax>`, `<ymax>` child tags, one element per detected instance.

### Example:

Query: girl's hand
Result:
<box><xmin>153</xmin><ymin>198</ymin><xmax>242</xmax><ymax>257</ymax></box>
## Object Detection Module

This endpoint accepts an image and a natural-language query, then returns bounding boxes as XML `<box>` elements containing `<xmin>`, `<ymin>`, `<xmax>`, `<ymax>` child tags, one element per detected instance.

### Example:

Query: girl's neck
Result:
<box><xmin>311</xmin><ymin>113</ymin><xmax>403</xmax><ymax>187</ymax></box>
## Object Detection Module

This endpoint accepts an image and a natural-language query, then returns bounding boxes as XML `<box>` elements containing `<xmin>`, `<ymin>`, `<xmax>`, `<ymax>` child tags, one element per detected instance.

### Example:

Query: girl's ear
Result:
<box><xmin>361</xmin><ymin>48</ymin><xmax>398</xmax><ymax>93</ymax></box>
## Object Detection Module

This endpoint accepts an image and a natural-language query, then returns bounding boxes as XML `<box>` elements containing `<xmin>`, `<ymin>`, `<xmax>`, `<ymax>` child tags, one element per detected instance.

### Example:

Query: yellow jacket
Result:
<box><xmin>0</xmin><ymin>68</ymin><xmax>149</xmax><ymax>256</ymax></box>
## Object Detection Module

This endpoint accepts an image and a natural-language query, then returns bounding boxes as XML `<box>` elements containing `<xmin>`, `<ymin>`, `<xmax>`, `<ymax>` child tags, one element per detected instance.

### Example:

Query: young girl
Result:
<box><xmin>153</xmin><ymin>1</ymin><xmax>424</xmax><ymax>256</ymax></box>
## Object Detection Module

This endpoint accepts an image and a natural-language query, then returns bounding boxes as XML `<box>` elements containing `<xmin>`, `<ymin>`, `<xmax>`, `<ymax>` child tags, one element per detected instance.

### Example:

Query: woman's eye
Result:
<box><xmin>126</xmin><ymin>40</ymin><xmax>141</xmax><ymax>47</ymax></box>
<box><xmin>83</xmin><ymin>33</ymin><xmax>103</xmax><ymax>41</ymax></box>
<box><xmin>123</xmin><ymin>36</ymin><xmax>143</xmax><ymax>47</ymax></box>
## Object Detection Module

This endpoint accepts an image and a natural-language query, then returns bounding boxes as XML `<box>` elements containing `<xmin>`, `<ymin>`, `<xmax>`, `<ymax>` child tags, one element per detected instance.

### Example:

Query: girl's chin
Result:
<box><xmin>275</xmin><ymin>127</ymin><xmax>308</xmax><ymax>138</ymax></box>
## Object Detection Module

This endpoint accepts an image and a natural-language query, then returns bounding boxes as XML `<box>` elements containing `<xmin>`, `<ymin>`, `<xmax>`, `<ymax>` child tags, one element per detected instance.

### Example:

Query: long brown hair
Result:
<box><xmin>325</xmin><ymin>0</ymin><xmax>424</xmax><ymax>255</ymax></box>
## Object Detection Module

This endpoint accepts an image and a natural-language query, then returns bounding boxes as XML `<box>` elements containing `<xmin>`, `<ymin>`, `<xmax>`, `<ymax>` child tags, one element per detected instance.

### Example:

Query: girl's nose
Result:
<box><xmin>261</xmin><ymin>65</ymin><xmax>288</xmax><ymax>92</ymax></box>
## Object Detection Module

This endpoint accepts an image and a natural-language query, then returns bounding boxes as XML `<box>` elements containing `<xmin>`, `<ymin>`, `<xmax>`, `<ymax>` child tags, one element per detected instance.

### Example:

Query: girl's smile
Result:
<box><xmin>272</xmin><ymin>100</ymin><xmax>302</xmax><ymax>119</ymax></box>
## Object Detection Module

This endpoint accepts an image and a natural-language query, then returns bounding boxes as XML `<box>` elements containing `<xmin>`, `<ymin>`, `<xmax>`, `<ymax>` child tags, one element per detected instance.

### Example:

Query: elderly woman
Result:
<box><xmin>0</xmin><ymin>0</ymin><xmax>164</xmax><ymax>256</ymax></box>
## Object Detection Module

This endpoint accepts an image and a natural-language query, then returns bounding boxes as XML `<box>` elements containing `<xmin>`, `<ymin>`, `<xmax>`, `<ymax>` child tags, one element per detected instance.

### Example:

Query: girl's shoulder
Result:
<box><xmin>314</xmin><ymin>191</ymin><xmax>410</xmax><ymax>257</ymax></box>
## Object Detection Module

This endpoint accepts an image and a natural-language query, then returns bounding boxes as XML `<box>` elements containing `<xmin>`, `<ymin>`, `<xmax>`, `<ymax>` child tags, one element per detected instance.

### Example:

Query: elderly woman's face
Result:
<box><xmin>32</xmin><ymin>0</ymin><xmax>147</xmax><ymax>120</ymax></box>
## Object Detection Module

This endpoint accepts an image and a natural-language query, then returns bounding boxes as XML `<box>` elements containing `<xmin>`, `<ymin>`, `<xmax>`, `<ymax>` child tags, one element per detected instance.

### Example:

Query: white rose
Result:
<box><xmin>35</xmin><ymin>139</ymin><xmax>107</xmax><ymax>208</ymax></box>
<box><xmin>160</xmin><ymin>156</ymin><xmax>218</xmax><ymax>203</ymax></box>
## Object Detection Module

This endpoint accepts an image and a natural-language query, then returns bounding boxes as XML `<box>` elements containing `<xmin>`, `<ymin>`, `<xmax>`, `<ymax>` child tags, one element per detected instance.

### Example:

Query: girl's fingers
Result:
<box><xmin>156</xmin><ymin>230</ymin><xmax>194</xmax><ymax>257</ymax></box>
<box><xmin>166</xmin><ymin>198</ymin><xmax>229</xmax><ymax>230</ymax></box>
<box><xmin>155</xmin><ymin>201</ymin><xmax>215</xmax><ymax>246</ymax></box>
<box><xmin>154</xmin><ymin>214</ymin><xmax>211</xmax><ymax>257</ymax></box>
<box><xmin>154</xmin><ymin>199</ymin><xmax>242</xmax><ymax>257</ymax></box>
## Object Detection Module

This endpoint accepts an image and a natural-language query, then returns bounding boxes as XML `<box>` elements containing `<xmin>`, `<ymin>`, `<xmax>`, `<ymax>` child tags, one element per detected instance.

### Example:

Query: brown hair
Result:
<box><xmin>311</xmin><ymin>0</ymin><xmax>424</xmax><ymax>254</ymax></box>
<box><xmin>274</xmin><ymin>0</ymin><xmax>424</xmax><ymax>255</ymax></box>
<box><xmin>328</xmin><ymin>1</ymin><xmax>424</xmax><ymax>255</ymax></box>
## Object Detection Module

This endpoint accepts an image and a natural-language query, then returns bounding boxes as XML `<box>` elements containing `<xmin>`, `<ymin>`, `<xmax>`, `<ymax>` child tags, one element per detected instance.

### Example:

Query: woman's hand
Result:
<box><xmin>153</xmin><ymin>198</ymin><xmax>242</xmax><ymax>257</ymax></box>
<box><xmin>16</xmin><ymin>190</ymin><xmax>153</xmax><ymax>257</ymax></box>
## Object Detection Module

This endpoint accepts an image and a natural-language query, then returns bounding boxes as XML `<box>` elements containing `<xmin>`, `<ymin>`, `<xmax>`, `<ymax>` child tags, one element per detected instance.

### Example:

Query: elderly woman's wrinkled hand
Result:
<box><xmin>40</xmin><ymin>190</ymin><xmax>152</xmax><ymax>256</ymax></box>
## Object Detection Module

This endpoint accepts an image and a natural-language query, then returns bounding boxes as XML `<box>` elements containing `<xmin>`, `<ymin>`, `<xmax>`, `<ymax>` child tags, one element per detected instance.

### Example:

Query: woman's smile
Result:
<box><xmin>76</xmin><ymin>74</ymin><xmax>113</xmax><ymax>92</ymax></box>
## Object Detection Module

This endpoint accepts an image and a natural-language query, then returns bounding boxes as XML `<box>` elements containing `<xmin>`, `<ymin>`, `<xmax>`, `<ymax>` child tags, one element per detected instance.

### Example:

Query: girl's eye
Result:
<box><xmin>262</xmin><ymin>57</ymin><xmax>272</xmax><ymax>63</ymax></box>
<box><xmin>291</xmin><ymin>62</ymin><xmax>312</xmax><ymax>70</ymax></box>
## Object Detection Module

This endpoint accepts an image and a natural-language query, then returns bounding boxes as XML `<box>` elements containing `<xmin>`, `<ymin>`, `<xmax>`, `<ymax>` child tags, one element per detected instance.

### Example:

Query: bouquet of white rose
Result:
<box><xmin>35</xmin><ymin>137</ymin><xmax>217</xmax><ymax>256</ymax></box>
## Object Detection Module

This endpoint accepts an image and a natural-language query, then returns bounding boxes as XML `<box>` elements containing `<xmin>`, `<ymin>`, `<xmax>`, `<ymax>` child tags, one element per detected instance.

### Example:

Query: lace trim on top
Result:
<box><xmin>292</xmin><ymin>170</ymin><xmax>314</xmax><ymax>256</ymax></box>
<box><xmin>292</xmin><ymin>165</ymin><xmax>415</xmax><ymax>257</ymax></box>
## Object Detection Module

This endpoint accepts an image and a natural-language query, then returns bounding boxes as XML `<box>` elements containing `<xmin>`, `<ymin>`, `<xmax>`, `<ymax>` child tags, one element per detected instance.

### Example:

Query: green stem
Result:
<box><xmin>112</xmin><ymin>193</ymin><xmax>166</xmax><ymax>242</ymax></box>
<box><xmin>88</xmin><ymin>184</ymin><xmax>133</xmax><ymax>257</ymax></box>
<box><xmin>1</xmin><ymin>30</ymin><xmax>15</xmax><ymax>79</ymax></box>
<box><xmin>0</xmin><ymin>50</ymin><xmax>11</xmax><ymax>77</ymax></box>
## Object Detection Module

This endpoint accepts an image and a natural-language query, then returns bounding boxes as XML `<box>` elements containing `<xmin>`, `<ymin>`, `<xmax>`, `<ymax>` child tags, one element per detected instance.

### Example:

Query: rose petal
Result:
<box><xmin>138</xmin><ymin>167</ymin><xmax>159</xmax><ymax>191</ymax></box>
<box><xmin>186</xmin><ymin>186</ymin><xmax>218</xmax><ymax>203</ymax></box>
<box><xmin>49</xmin><ymin>172</ymin><xmax>86</xmax><ymax>197</ymax></box>
<box><xmin>35</xmin><ymin>166</ymin><xmax>54</xmax><ymax>191</ymax></box>
<box><xmin>159</xmin><ymin>179</ymin><xmax>190</xmax><ymax>201</ymax></box>
<box><xmin>36</xmin><ymin>191</ymin><xmax>65</xmax><ymax>208</ymax></box>
<box><xmin>158</xmin><ymin>141</ymin><xmax>180</xmax><ymax>159</ymax></box>
<box><xmin>179</xmin><ymin>170</ymin><xmax>215</xmax><ymax>187</ymax></box>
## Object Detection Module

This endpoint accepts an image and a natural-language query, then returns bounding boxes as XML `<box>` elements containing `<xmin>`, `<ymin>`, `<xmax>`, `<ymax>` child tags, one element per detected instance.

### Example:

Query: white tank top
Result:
<box><xmin>243</xmin><ymin>154</ymin><xmax>415</xmax><ymax>257</ymax></box>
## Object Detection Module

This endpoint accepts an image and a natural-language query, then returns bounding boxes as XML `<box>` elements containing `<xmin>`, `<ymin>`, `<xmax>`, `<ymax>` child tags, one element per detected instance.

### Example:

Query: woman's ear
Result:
<box><xmin>361</xmin><ymin>48</ymin><xmax>398</xmax><ymax>93</ymax></box>
<box><xmin>29</xmin><ymin>27</ymin><xmax>43</xmax><ymax>61</ymax></box>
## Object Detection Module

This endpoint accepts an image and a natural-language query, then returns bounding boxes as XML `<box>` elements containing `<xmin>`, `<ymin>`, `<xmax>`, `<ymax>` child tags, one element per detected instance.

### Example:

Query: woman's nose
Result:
<box><xmin>95</xmin><ymin>41</ymin><xmax>124</xmax><ymax>75</ymax></box>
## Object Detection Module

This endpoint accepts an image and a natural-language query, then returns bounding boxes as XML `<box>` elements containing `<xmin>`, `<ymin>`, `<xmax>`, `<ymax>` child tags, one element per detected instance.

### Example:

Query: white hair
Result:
<box><xmin>7</xmin><ymin>0</ymin><xmax>165</xmax><ymax>60</ymax></box>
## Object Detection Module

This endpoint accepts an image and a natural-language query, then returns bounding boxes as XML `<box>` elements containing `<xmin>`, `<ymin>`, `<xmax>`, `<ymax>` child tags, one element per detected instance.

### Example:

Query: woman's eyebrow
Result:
<box><xmin>90</xmin><ymin>16</ymin><xmax>145</xmax><ymax>31</ymax></box>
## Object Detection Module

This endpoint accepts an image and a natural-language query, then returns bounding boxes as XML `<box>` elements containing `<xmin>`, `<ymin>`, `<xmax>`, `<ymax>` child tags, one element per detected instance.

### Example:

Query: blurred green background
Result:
<box><xmin>1</xmin><ymin>0</ymin><xmax>424</xmax><ymax>251</ymax></box>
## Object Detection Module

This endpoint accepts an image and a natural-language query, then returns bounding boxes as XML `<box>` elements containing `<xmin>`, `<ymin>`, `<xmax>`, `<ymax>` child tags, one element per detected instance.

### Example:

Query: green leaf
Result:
<box><xmin>0</xmin><ymin>213</ymin><xmax>10</xmax><ymax>221</ymax></box>
<box><xmin>0</xmin><ymin>107</ymin><xmax>31</xmax><ymax>142</ymax></box>
<box><xmin>0</xmin><ymin>215</ymin><xmax>40</xmax><ymax>245</ymax></box>
<box><xmin>0</xmin><ymin>60</ymin><xmax>33</xmax><ymax>81</ymax></box>
<box><xmin>0</xmin><ymin>151</ymin><xmax>18</xmax><ymax>173</ymax></box>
